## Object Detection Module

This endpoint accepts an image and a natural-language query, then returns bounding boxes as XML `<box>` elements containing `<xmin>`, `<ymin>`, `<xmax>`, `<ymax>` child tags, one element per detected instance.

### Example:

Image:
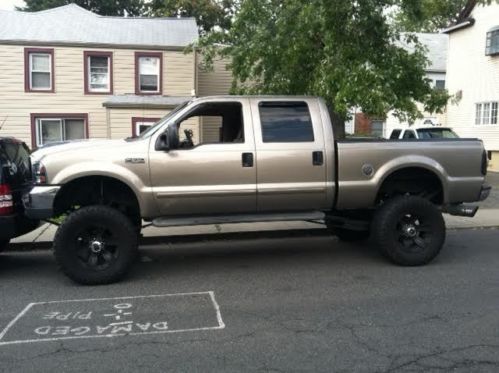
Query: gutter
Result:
<box><xmin>442</xmin><ymin>18</ymin><xmax>475</xmax><ymax>34</ymax></box>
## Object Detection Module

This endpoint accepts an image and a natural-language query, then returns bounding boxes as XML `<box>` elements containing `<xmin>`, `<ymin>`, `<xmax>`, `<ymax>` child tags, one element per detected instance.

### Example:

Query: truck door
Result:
<box><xmin>250</xmin><ymin>98</ymin><xmax>328</xmax><ymax>211</ymax></box>
<box><xmin>149</xmin><ymin>99</ymin><xmax>257</xmax><ymax>215</ymax></box>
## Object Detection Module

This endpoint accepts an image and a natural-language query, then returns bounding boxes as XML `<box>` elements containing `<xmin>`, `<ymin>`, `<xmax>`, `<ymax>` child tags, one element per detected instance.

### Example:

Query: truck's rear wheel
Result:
<box><xmin>372</xmin><ymin>196</ymin><xmax>445</xmax><ymax>266</ymax></box>
<box><xmin>54</xmin><ymin>205</ymin><xmax>138</xmax><ymax>285</ymax></box>
<box><xmin>0</xmin><ymin>239</ymin><xmax>9</xmax><ymax>253</ymax></box>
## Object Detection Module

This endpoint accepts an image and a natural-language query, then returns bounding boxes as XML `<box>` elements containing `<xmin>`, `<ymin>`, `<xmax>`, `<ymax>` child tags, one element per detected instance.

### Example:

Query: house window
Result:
<box><xmin>24</xmin><ymin>48</ymin><xmax>54</xmax><ymax>92</ymax></box>
<box><xmin>84</xmin><ymin>51</ymin><xmax>112</xmax><ymax>94</ymax></box>
<box><xmin>31</xmin><ymin>114</ymin><xmax>88</xmax><ymax>148</ymax></box>
<box><xmin>475</xmin><ymin>102</ymin><xmax>498</xmax><ymax>125</ymax></box>
<box><xmin>486</xmin><ymin>27</ymin><xmax>499</xmax><ymax>56</ymax></box>
<box><xmin>435</xmin><ymin>80</ymin><xmax>446</xmax><ymax>90</ymax></box>
<box><xmin>132</xmin><ymin>117</ymin><xmax>160</xmax><ymax>137</ymax></box>
<box><xmin>135</xmin><ymin>52</ymin><xmax>162</xmax><ymax>94</ymax></box>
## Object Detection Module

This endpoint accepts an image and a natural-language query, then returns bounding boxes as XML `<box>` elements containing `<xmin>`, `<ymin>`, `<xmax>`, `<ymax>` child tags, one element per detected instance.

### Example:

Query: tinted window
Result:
<box><xmin>403</xmin><ymin>130</ymin><xmax>416</xmax><ymax>139</ymax></box>
<box><xmin>259</xmin><ymin>102</ymin><xmax>314</xmax><ymax>143</ymax></box>
<box><xmin>0</xmin><ymin>141</ymin><xmax>31</xmax><ymax>185</ymax></box>
<box><xmin>389</xmin><ymin>130</ymin><xmax>401</xmax><ymax>139</ymax></box>
<box><xmin>417</xmin><ymin>128</ymin><xmax>459</xmax><ymax>139</ymax></box>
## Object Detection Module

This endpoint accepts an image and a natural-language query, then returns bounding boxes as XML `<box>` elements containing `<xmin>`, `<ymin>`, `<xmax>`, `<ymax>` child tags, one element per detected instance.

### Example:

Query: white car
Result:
<box><xmin>389</xmin><ymin>127</ymin><xmax>459</xmax><ymax>140</ymax></box>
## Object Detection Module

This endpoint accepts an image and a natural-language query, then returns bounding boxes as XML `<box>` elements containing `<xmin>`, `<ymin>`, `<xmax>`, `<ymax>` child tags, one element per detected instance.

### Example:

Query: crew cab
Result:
<box><xmin>24</xmin><ymin>96</ymin><xmax>490</xmax><ymax>284</ymax></box>
<box><xmin>389</xmin><ymin>127</ymin><xmax>459</xmax><ymax>140</ymax></box>
<box><xmin>0</xmin><ymin>137</ymin><xmax>39</xmax><ymax>251</ymax></box>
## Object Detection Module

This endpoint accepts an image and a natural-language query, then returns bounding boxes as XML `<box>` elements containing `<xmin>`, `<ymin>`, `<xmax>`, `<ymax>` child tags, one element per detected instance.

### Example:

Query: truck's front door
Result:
<box><xmin>250</xmin><ymin>98</ymin><xmax>328</xmax><ymax>211</ymax></box>
<box><xmin>149</xmin><ymin>99</ymin><xmax>257</xmax><ymax>216</ymax></box>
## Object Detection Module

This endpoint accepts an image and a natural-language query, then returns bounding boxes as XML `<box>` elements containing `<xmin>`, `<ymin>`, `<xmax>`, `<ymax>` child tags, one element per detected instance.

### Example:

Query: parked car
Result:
<box><xmin>389</xmin><ymin>127</ymin><xmax>459</xmax><ymax>140</ymax></box>
<box><xmin>24</xmin><ymin>96</ymin><xmax>490</xmax><ymax>284</ymax></box>
<box><xmin>0</xmin><ymin>137</ymin><xmax>39</xmax><ymax>251</ymax></box>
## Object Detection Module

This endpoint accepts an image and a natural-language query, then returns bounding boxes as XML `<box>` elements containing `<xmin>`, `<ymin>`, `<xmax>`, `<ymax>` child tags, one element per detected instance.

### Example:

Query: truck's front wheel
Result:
<box><xmin>372</xmin><ymin>196</ymin><xmax>445</xmax><ymax>266</ymax></box>
<box><xmin>54</xmin><ymin>205</ymin><xmax>138</xmax><ymax>285</ymax></box>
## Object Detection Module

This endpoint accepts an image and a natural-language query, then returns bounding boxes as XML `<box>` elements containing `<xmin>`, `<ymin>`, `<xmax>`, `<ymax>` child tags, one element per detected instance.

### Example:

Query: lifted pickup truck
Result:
<box><xmin>25</xmin><ymin>96</ymin><xmax>490</xmax><ymax>284</ymax></box>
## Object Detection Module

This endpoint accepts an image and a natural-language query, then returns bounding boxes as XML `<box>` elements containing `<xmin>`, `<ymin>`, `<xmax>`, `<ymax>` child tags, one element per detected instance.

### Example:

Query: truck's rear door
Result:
<box><xmin>250</xmin><ymin>98</ymin><xmax>328</xmax><ymax>211</ymax></box>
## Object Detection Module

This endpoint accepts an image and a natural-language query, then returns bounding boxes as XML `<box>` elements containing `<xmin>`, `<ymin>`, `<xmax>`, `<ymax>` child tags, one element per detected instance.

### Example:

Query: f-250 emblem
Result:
<box><xmin>125</xmin><ymin>158</ymin><xmax>146</xmax><ymax>164</ymax></box>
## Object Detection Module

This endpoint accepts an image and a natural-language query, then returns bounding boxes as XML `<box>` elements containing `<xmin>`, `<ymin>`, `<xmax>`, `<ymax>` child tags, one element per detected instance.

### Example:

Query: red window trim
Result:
<box><xmin>83</xmin><ymin>51</ymin><xmax>113</xmax><ymax>95</ymax></box>
<box><xmin>30</xmin><ymin>113</ymin><xmax>89</xmax><ymax>149</ymax></box>
<box><xmin>24</xmin><ymin>48</ymin><xmax>55</xmax><ymax>93</ymax></box>
<box><xmin>134</xmin><ymin>52</ymin><xmax>163</xmax><ymax>95</ymax></box>
<box><xmin>132</xmin><ymin>117</ymin><xmax>160</xmax><ymax>137</ymax></box>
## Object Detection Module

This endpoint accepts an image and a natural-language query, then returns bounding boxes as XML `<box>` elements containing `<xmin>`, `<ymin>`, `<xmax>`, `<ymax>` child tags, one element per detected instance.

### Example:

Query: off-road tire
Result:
<box><xmin>372</xmin><ymin>195</ymin><xmax>445</xmax><ymax>266</ymax></box>
<box><xmin>54</xmin><ymin>205</ymin><xmax>138</xmax><ymax>285</ymax></box>
<box><xmin>0</xmin><ymin>239</ymin><xmax>9</xmax><ymax>253</ymax></box>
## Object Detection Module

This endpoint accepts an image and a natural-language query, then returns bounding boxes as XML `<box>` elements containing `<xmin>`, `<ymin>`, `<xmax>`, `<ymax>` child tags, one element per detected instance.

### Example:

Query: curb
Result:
<box><xmin>4</xmin><ymin>226</ymin><xmax>499</xmax><ymax>252</ymax></box>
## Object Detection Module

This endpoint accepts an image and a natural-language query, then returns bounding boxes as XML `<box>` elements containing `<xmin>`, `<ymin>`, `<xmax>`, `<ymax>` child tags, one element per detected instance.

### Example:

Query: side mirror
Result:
<box><xmin>155</xmin><ymin>126</ymin><xmax>179</xmax><ymax>151</ymax></box>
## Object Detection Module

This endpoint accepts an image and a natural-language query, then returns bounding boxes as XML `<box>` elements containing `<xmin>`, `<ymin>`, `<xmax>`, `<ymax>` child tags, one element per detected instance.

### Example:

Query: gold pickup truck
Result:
<box><xmin>24</xmin><ymin>96</ymin><xmax>490</xmax><ymax>284</ymax></box>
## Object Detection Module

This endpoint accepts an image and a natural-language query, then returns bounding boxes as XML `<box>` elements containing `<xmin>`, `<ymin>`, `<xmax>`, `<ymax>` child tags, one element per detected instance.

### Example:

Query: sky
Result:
<box><xmin>0</xmin><ymin>0</ymin><xmax>25</xmax><ymax>10</ymax></box>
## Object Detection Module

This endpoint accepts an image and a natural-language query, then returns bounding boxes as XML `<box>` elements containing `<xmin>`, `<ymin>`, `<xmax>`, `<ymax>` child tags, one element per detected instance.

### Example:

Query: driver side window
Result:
<box><xmin>176</xmin><ymin>102</ymin><xmax>244</xmax><ymax>149</ymax></box>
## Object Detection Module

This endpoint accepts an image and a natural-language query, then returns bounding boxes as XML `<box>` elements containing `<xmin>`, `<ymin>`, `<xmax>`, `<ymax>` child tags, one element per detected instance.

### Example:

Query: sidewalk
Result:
<box><xmin>10</xmin><ymin>209</ymin><xmax>499</xmax><ymax>249</ymax></box>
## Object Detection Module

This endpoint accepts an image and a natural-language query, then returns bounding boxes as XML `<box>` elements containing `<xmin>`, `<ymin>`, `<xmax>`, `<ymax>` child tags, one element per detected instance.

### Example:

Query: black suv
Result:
<box><xmin>0</xmin><ymin>137</ymin><xmax>39</xmax><ymax>251</ymax></box>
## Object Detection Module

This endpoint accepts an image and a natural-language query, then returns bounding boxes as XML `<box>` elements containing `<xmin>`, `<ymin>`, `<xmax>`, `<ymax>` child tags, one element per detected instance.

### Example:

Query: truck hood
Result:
<box><xmin>31</xmin><ymin>139</ymin><xmax>130</xmax><ymax>162</ymax></box>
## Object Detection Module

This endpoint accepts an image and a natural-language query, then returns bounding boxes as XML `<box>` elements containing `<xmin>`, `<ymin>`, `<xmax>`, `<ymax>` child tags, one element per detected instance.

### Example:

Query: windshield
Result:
<box><xmin>416</xmin><ymin>128</ymin><xmax>459</xmax><ymax>139</ymax></box>
<box><xmin>131</xmin><ymin>101</ymin><xmax>191</xmax><ymax>140</ymax></box>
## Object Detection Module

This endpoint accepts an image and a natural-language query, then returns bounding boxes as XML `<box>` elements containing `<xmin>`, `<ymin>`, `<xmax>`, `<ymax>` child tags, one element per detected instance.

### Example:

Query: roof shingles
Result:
<box><xmin>0</xmin><ymin>4</ymin><xmax>198</xmax><ymax>48</ymax></box>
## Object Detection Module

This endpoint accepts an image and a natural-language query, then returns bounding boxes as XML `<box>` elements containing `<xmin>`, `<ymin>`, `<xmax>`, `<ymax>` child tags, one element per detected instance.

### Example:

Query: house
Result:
<box><xmin>0</xmin><ymin>4</ymin><xmax>232</xmax><ymax>148</ymax></box>
<box><xmin>443</xmin><ymin>2</ymin><xmax>499</xmax><ymax>170</ymax></box>
<box><xmin>347</xmin><ymin>33</ymin><xmax>449</xmax><ymax>137</ymax></box>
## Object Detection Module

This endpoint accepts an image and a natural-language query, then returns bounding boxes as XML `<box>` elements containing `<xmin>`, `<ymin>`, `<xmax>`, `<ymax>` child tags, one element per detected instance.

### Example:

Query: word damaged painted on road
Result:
<box><xmin>0</xmin><ymin>291</ymin><xmax>225</xmax><ymax>346</ymax></box>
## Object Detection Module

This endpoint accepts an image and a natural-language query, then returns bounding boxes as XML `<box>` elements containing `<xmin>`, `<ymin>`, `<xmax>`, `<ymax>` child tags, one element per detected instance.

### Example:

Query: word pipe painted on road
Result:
<box><xmin>0</xmin><ymin>291</ymin><xmax>225</xmax><ymax>346</ymax></box>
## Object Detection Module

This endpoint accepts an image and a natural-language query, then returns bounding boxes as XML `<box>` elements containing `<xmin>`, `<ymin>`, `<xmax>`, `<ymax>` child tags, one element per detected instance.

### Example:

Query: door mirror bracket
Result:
<box><xmin>155</xmin><ymin>126</ymin><xmax>179</xmax><ymax>151</ymax></box>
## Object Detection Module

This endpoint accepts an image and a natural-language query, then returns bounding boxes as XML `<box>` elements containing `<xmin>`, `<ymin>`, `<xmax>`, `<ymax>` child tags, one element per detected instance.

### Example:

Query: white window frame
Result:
<box><xmin>36</xmin><ymin>118</ymin><xmax>87</xmax><ymax>147</ymax></box>
<box><xmin>29</xmin><ymin>53</ymin><xmax>52</xmax><ymax>91</ymax></box>
<box><xmin>475</xmin><ymin>101</ymin><xmax>499</xmax><ymax>125</ymax></box>
<box><xmin>138</xmin><ymin>56</ymin><xmax>160</xmax><ymax>93</ymax></box>
<box><xmin>88</xmin><ymin>55</ymin><xmax>111</xmax><ymax>93</ymax></box>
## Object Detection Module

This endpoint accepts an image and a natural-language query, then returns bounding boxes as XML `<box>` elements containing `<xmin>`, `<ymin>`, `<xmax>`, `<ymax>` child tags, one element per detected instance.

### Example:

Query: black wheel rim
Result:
<box><xmin>74</xmin><ymin>226</ymin><xmax>121</xmax><ymax>270</ymax></box>
<box><xmin>395</xmin><ymin>213</ymin><xmax>433</xmax><ymax>254</ymax></box>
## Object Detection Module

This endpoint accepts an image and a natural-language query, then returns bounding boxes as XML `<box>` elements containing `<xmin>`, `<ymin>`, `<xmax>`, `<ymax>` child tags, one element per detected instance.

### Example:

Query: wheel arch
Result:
<box><xmin>376</xmin><ymin>164</ymin><xmax>446</xmax><ymax>205</ymax></box>
<box><xmin>53</xmin><ymin>175</ymin><xmax>142</xmax><ymax>222</ymax></box>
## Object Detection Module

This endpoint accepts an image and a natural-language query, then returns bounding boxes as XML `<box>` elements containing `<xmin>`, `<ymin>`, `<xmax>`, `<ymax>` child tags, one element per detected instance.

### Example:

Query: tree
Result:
<box><xmin>18</xmin><ymin>0</ymin><xmax>146</xmax><ymax>17</ymax></box>
<box><xmin>147</xmin><ymin>0</ymin><xmax>238</xmax><ymax>34</ymax></box>
<box><xmin>394</xmin><ymin>0</ymin><xmax>498</xmax><ymax>32</ymax></box>
<box><xmin>198</xmin><ymin>0</ymin><xmax>449</xmax><ymax>126</ymax></box>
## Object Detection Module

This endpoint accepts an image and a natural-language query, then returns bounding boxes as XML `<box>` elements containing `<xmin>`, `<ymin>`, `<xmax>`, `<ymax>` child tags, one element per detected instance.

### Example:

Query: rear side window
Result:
<box><xmin>390</xmin><ymin>130</ymin><xmax>401</xmax><ymax>139</ymax></box>
<box><xmin>259</xmin><ymin>102</ymin><xmax>314</xmax><ymax>143</ymax></box>
<box><xmin>403</xmin><ymin>130</ymin><xmax>416</xmax><ymax>139</ymax></box>
<box><xmin>0</xmin><ymin>141</ymin><xmax>31</xmax><ymax>185</ymax></box>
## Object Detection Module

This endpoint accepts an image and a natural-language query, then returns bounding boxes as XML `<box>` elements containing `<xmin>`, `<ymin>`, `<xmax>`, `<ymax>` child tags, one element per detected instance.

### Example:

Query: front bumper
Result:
<box><xmin>479</xmin><ymin>183</ymin><xmax>491</xmax><ymax>202</ymax></box>
<box><xmin>23</xmin><ymin>185</ymin><xmax>61</xmax><ymax>220</ymax></box>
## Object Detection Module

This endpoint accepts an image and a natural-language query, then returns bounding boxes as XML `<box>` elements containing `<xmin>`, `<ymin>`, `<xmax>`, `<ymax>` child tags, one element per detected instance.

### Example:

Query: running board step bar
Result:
<box><xmin>152</xmin><ymin>212</ymin><xmax>325</xmax><ymax>227</ymax></box>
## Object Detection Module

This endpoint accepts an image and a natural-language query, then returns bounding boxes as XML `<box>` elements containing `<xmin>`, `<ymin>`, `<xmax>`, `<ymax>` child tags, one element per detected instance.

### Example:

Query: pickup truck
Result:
<box><xmin>389</xmin><ymin>127</ymin><xmax>459</xmax><ymax>140</ymax></box>
<box><xmin>24</xmin><ymin>96</ymin><xmax>490</xmax><ymax>285</ymax></box>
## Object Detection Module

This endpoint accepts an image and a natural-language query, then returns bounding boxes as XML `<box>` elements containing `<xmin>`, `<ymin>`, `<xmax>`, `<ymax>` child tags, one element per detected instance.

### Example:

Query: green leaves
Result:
<box><xmin>148</xmin><ymin>0</ymin><xmax>238</xmax><ymax>34</ymax></box>
<box><xmin>19</xmin><ymin>0</ymin><xmax>146</xmax><ymax>16</ymax></box>
<box><xmin>198</xmin><ymin>0</ymin><xmax>450</xmax><ymax>122</ymax></box>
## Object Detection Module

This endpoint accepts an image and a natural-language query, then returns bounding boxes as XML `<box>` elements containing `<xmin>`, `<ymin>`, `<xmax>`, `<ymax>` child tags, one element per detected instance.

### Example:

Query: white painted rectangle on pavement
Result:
<box><xmin>0</xmin><ymin>291</ymin><xmax>225</xmax><ymax>346</ymax></box>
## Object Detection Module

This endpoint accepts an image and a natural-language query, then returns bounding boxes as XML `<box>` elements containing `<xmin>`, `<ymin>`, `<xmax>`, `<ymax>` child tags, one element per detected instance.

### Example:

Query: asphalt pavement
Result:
<box><xmin>1</xmin><ymin>229</ymin><xmax>499</xmax><ymax>372</ymax></box>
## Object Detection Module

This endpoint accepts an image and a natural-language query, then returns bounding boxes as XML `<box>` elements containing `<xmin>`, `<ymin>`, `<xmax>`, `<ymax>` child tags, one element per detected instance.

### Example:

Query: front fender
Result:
<box><xmin>51</xmin><ymin>162</ymin><xmax>152</xmax><ymax>214</ymax></box>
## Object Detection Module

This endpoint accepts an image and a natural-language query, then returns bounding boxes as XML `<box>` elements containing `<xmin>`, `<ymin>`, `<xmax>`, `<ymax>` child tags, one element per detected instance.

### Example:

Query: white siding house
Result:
<box><xmin>444</xmin><ymin>3</ymin><xmax>499</xmax><ymax>170</ymax></box>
